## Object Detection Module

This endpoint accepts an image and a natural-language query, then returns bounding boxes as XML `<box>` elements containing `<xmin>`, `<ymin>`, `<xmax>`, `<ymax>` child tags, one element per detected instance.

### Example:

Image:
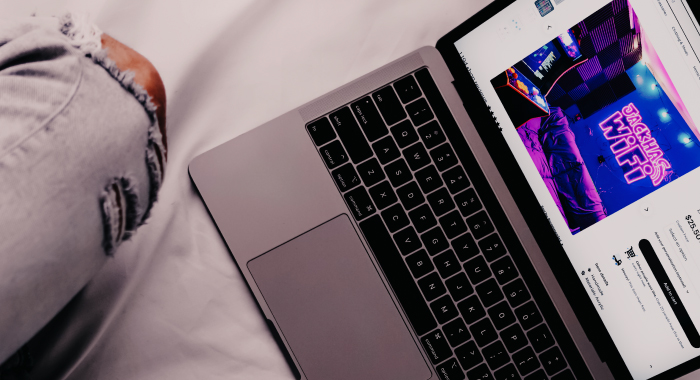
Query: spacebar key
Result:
<box><xmin>360</xmin><ymin>215</ymin><xmax>437</xmax><ymax>336</ymax></box>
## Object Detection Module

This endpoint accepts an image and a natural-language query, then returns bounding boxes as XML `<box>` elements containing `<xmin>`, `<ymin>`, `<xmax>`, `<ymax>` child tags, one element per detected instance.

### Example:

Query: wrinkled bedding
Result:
<box><xmin>518</xmin><ymin>108</ymin><xmax>606</xmax><ymax>232</ymax></box>
<box><xmin>2</xmin><ymin>0</ymin><xmax>491</xmax><ymax>379</ymax></box>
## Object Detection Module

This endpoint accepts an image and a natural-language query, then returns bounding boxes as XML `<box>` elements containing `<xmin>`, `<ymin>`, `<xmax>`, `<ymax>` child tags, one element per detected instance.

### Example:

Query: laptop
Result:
<box><xmin>189</xmin><ymin>0</ymin><xmax>700</xmax><ymax>378</ymax></box>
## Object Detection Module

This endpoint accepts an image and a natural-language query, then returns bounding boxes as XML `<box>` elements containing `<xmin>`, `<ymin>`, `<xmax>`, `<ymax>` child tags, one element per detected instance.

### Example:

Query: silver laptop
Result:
<box><xmin>189</xmin><ymin>0</ymin><xmax>700</xmax><ymax>378</ymax></box>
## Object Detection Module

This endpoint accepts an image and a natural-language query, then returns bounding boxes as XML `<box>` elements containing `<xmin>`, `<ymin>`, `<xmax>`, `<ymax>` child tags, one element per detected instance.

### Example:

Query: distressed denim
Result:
<box><xmin>0</xmin><ymin>18</ymin><xmax>164</xmax><ymax>377</ymax></box>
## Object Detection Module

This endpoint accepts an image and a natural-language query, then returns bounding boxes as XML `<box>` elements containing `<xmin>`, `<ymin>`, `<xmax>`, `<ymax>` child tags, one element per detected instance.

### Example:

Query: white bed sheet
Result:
<box><xmin>2</xmin><ymin>1</ymin><xmax>490</xmax><ymax>378</ymax></box>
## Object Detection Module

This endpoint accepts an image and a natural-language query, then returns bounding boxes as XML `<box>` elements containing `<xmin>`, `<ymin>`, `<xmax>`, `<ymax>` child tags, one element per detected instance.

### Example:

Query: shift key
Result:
<box><xmin>329</xmin><ymin>107</ymin><xmax>373</xmax><ymax>164</ymax></box>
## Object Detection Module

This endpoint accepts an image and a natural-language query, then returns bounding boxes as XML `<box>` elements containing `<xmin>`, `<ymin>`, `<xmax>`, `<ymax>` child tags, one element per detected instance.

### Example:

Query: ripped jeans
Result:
<box><xmin>0</xmin><ymin>18</ymin><xmax>164</xmax><ymax>373</ymax></box>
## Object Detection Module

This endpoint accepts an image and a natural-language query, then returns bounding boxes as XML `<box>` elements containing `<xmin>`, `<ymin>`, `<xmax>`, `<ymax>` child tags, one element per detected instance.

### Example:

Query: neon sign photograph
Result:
<box><xmin>491</xmin><ymin>0</ymin><xmax>700</xmax><ymax>235</ymax></box>
<box><xmin>599</xmin><ymin>103</ymin><xmax>671</xmax><ymax>186</ymax></box>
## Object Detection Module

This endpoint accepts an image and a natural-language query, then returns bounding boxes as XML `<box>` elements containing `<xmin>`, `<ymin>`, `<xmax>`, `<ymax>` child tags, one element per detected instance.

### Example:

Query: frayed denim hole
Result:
<box><xmin>100</xmin><ymin>176</ymin><xmax>142</xmax><ymax>255</ymax></box>
<box><xmin>118</xmin><ymin>176</ymin><xmax>141</xmax><ymax>241</ymax></box>
<box><xmin>100</xmin><ymin>180</ymin><xmax>125</xmax><ymax>256</ymax></box>
<box><xmin>139</xmin><ymin>120</ymin><xmax>164</xmax><ymax>226</ymax></box>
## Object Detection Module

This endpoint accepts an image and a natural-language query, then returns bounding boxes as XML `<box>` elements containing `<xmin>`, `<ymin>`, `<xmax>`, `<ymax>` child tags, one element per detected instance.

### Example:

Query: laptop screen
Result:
<box><xmin>453</xmin><ymin>0</ymin><xmax>700</xmax><ymax>378</ymax></box>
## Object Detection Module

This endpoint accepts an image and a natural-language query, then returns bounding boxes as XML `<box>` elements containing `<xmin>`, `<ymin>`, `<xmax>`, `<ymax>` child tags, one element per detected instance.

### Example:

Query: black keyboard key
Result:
<box><xmin>433</xmin><ymin>250</ymin><xmax>460</xmax><ymax>279</ymax></box>
<box><xmin>539</xmin><ymin>347</ymin><xmax>566</xmax><ymax>375</ymax></box>
<box><xmin>524</xmin><ymin>369</ymin><xmax>546</xmax><ymax>380</ymax></box>
<box><xmin>483</xmin><ymin>341</ymin><xmax>510</xmax><ymax>370</ymax></box>
<box><xmin>357</xmin><ymin>158</ymin><xmax>385</xmax><ymax>187</ymax></box>
<box><xmin>455</xmin><ymin>340</ymin><xmax>482</xmax><ymax>370</ymax></box>
<box><xmin>368</xmin><ymin>181</ymin><xmax>397</xmax><ymax>210</ymax></box>
<box><xmin>470</xmin><ymin>318</ymin><xmax>498</xmax><ymax>347</ymax></box>
<box><xmin>440</xmin><ymin>211</ymin><xmax>468</xmax><ymax>239</ymax></box>
<box><xmin>415</xmin><ymin>165</ymin><xmax>443</xmax><ymax>194</ymax></box>
<box><xmin>331</xmin><ymin>163</ymin><xmax>361</xmax><ymax>192</ymax></box>
<box><xmin>452</xmin><ymin>233</ymin><xmax>480</xmax><ymax>262</ymax></box>
<box><xmin>503</xmin><ymin>279</ymin><xmax>531</xmax><ymax>308</ymax></box>
<box><xmin>480</xmin><ymin>233</ymin><xmax>507</xmax><ymax>262</ymax></box>
<box><xmin>476</xmin><ymin>279</ymin><xmax>504</xmax><ymax>308</ymax></box>
<box><xmin>430</xmin><ymin>295</ymin><xmax>459</xmax><ymax>324</ymax></box>
<box><xmin>381</xmin><ymin>204</ymin><xmax>409</xmax><ymax>232</ymax></box>
<box><xmin>552</xmin><ymin>369</ymin><xmax>574</xmax><ymax>380</ymax></box>
<box><xmin>515</xmin><ymin>302</ymin><xmax>543</xmax><ymax>330</ymax></box>
<box><xmin>394</xmin><ymin>226</ymin><xmax>421</xmax><ymax>255</ymax></box>
<box><xmin>427</xmin><ymin>188</ymin><xmax>456</xmax><ymax>216</ymax></box>
<box><xmin>458</xmin><ymin>295</ymin><xmax>486</xmax><ymax>325</ymax></box>
<box><xmin>436</xmin><ymin>358</ymin><xmax>465</xmax><ymax>380</ymax></box>
<box><xmin>415</xmin><ymin>67</ymin><xmax>464</xmax><ymax>167</ymax></box>
<box><xmin>488</xmin><ymin>301</ymin><xmax>516</xmax><ymax>330</ymax></box>
<box><xmin>421</xmin><ymin>329</ymin><xmax>453</xmax><ymax>365</ymax></box>
<box><xmin>403</xmin><ymin>142</ymin><xmax>431</xmax><ymax>171</ymax></box>
<box><xmin>406</xmin><ymin>98</ymin><xmax>434</xmax><ymax>126</ymax></box>
<box><xmin>430</xmin><ymin>143</ymin><xmax>457</xmax><ymax>171</ymax></box>
<box><xmin>417</xmin><ymin>120</ymin><xmax>447</xmax><ymax>149</ymax></box>
<box><xmin>408</xmin><ymin>204</ymin><xmax>437</xmax><ymax>233</ymax></box>
<box><xmin>527</xmin><ymin>324</ymin><xmax>555</xmax><ymax>353</ymax></box>
<box><xmin>443</xmin><ymin>166</ymin><xmax>470</xmax><ymax>194</ymax></box>
<box><xmin>420</xmin><ymin>329</ymin><xmax>452</xmax><ymax>364</ymax></box>
<box><xmin>344</xmin><ymin>187</ymin><xmax>375</xmax><ymax>221</ymax></box>
<box><xmin>329</xmin><ymin>107</ymin><xmax>372</xmax><ymax>163</ymax></box>
<box><xmin>455</xmin><ymin>188</ymin><xmax>482</xmax><ymax>217</ymax></box>
<box><xmin>397</xmin><ymin>182</ymin><xmax>424</xmax><ymax>211</ymax></box>
<box><xmin>406</xmin><ymin>249</ymin><xmax>434</xmax><ymax>279</ymax></box>
<box><xmin>443</xmin><ymin>318</ymin><xmax>470</xmax><ymax>347</ymax></box>
<box><xmin>491</xmin><ymin>256</ymin><xmax>518</xmax><ymax>285</ymax></box>
<box><xmin>351</xmin><ymin>96</ymin><xmax>388</xmax><ymax>142</ymax></box>
<box><xmin>373</xmin><ymin>86</ymin><xmax>406</xmax><ymax>126</ymax></box>
<box><xmin>464</xmin><ymin>255</ymin><xmax>492</xmax><ymax>285</ymax></box>
<box><xmin>466</xmin><ymin>211</ymin><xmax>494</xmax><ymax>240</ymax></box>
<box><xmin>394</xmin><ymin>75</ymin><xmax>422</xmax><ymax>104</ymax></box>
<box><xmin>467</xmin><ymin>364</ymin><xmax>494</xmax><ymax>380</ymax></box>
<box><xmin>390</xmin><ymin>119</ymin><xmax>419</xmax><ymax>148</ymax></box>
<box><xmin>319</xmin><ymin>140</ymin><xmax>349</xmax><ymax>169</ymax></box>
<box><xmin>372</xmin><ymin>135</ymin><xmax>401</xmax><ymax>164</ymax></box>
<box><xmin>307</xmin><ymin>118</ymin><xmax>336</xmax><ymax>146</ymax></box>
<box><xmin>513</xmin><ymin>347</ymin><xmax>540</xmax><ymax>376</ymax></box>
<box><xmin>501</xmin><ymin>323</ymin><xmax>528</xmax><ymax>353</ymax></box>
<box><xmin>494</xmin><ymin>364</ymin><xmax>521</xmax><ymax>380</ymax></box>
<box><xmin>445</xmin><ymin>272</ymin><xmax>473</xmax><ymax>301</ymax></box>
<box><xmin>385</xmin><ymin>159</ymin><xmax>413</xmax><ymax>187</ymax></box>
<box><xmin>359</xmin><ymin>216</ymin><xmax>437</xmax><ymax>335</ymax></box>
<box><xmin>418</xmin><ymin>272</ymin><xmax>447</xmax><ymax>301</ymax></box>
<box><xmin>421</xmin><ymin>227</ymin><xmax>449</xmax><ymax>255</ymax></box>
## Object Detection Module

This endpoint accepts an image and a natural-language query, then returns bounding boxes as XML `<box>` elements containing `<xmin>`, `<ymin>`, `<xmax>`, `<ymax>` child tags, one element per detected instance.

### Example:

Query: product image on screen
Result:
<box><xmin>491</xmin><ymin>0</ymin><xmax>700</xmax><ymax>235</ymax></box>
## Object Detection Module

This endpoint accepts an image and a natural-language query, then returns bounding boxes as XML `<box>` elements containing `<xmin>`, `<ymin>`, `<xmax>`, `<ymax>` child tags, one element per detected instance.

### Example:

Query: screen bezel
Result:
<box><xmin>436</xmin><ymin>0</ymin><xmax>700</xmax><ymax>378</ymax></box>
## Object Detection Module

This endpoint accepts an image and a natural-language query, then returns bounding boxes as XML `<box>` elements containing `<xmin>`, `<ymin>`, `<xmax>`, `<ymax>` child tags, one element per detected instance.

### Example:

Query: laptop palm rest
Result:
<box><xmin>248</xmin><ymin>215</ymin><xmax>431</xmax><ymax>380</ymax></box>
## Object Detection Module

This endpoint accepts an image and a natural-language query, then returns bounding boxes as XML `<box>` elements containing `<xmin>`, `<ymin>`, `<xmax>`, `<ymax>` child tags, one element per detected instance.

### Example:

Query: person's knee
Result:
<box><xmin>101</xmin><ymin>33</ymin><xmax>167</xmax><ymax>155</ymax></box>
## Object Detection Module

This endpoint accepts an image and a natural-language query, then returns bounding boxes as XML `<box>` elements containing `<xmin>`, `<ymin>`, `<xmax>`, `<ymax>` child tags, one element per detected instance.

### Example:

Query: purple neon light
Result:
<box><xmin>619</xmin><ymin>33</ymin><xmax>638</xmax><ymax>56</ymax></box>
<box><xmin>599</xmin><ymin>103</ymin><xmax>671</xmax><ymax>186</ymax></box>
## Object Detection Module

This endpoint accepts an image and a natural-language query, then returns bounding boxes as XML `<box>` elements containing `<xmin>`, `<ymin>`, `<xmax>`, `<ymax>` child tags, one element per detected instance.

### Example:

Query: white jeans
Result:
<box><xmin>0</xmin><ymin>18</ymin><xmax>164</xmax><ymax>376</ymax></box>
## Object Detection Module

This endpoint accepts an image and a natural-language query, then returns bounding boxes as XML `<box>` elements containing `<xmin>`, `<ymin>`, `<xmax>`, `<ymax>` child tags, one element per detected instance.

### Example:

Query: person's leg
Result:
<box><xmin>0</xmin><ymin>16</ymin><xmax>166</xmax><ymax>369</ymax></box>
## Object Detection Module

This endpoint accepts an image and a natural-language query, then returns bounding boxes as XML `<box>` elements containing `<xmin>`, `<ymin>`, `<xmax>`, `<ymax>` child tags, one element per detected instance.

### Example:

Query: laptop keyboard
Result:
<box><xmin>306</xmin><ymin>68</ymin><xmax>575</xmax><ymax>380</ymax></box>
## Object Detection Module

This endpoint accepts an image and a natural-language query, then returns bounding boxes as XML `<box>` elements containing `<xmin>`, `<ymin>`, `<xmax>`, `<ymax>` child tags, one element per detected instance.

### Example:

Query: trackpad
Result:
<box><xmin>248</xmin><ymin>215</ymin><xmax>430</xmax><ymax>380</ymax></box>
